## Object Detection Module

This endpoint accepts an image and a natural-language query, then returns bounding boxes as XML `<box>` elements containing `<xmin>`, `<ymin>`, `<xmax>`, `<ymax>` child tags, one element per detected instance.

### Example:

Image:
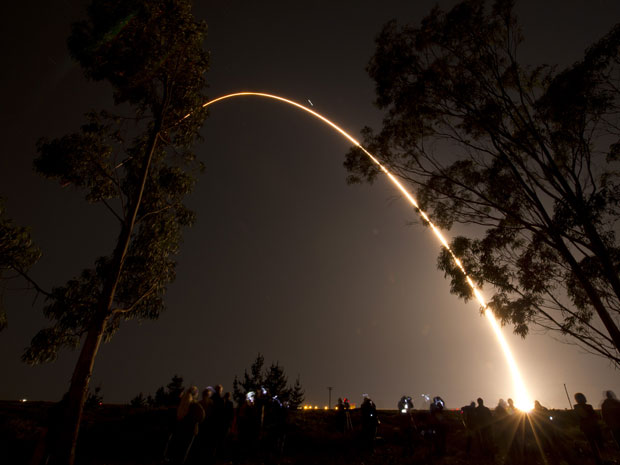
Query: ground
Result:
<box><xmin>3</xmin><ymin>401</ymin><xmax>620</xmax><ymax>464</ymax></box>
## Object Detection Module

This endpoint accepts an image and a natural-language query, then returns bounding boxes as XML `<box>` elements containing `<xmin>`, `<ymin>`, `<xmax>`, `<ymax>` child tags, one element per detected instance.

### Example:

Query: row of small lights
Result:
<box><xmin>301</xmin><ymin>405</ymin><xmax>356</xmax><ymax>410</ymax></box>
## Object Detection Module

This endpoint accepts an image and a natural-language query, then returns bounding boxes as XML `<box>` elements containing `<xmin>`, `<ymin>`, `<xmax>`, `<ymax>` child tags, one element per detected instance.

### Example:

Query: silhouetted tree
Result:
<box><xmin>0</xmin><ymin>198</ymin><xmax>42</xmax><ymax>330</ymax></box>
<box><xmin>264</xmin><ymin>363</ymin><xmax>289</xmax><ymax>399</ymax></box>
<box><xmin>346</xmin><ymin>0</ymin><xmax>620</xmax><ymax>364</ymax></box>
<box><xmin>233</xmin><ymin>353</ymin><xmax>265</xmax><ymax>405</ymax></box>
<box><xmin>289</xmin><ymin>375</ymin><xmax>305</xmax><ymax>409</ymax></box>
<box><xmin>154</xmin><ymin>374</ymin><xmax>184</xmax><ymax>406</ymax></box>
<box><xmin>166</xmin><ymin>374</ymin><xmax>185</xmax><ymax>403</ymax></box>
<box><xmin>130</xmin><ymin>392</ymin><xmax>147</xmax><ymax>408</ymax></box>
<box><xmin>233</xmin><ymin>354</ymin><xmax>303</xmax><ymax>406</ymax></box>
<box><xmin>20</xmin><ymin>1</ymin><xmax>209</xmax><ymax>463</ymax></box>
<box><xmin>85</xmin><ymin>385</ymin><xmax>103</xmax><ymax>409</ymax></box>
<box><xmin>139</xmin><ymin>374</ymin><xmax>184</xmax><ymax>407</ymax></box>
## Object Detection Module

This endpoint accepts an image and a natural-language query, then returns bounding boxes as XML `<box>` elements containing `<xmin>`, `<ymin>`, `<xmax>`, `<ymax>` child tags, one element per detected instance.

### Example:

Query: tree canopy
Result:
<box><xmin>345</xmin><ymin>0</ymin><xmax>620</xmax><ymax>364</ymax></box>
<box><xmin>18</xmin><ymin>1</ymin><xmax>210</xmax><ymax>462</ymax></box>
<box><xmin>233</xmin><ymin>353</ymin><xmax>305</xmax><ymax>408</ymax></box>
<box><xmin>0</xmin><ymin>198</ymin><xmax>41</xmax><ymax>331</ymax></box>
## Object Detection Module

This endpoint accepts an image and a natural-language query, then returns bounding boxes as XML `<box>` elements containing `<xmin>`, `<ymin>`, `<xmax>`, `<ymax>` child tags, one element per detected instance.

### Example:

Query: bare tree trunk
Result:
<box><xmin>52</xmin><ymin>314</ymin><xmax>108</xmax><ymax>465</ymax></box>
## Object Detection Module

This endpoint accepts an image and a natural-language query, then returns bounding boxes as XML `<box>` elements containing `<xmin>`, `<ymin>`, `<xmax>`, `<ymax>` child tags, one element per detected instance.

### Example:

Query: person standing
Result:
<box><xmin>602</xmin><ymin>390</ymin><xmax>620</xmax><ymax>449</ymax></box>
<box><xmin>461</xmin><ymin>401</ymin><xmax>477</xmax><ymax>456</ymax></box>
<box><xmin>574</xmin><ymin>392</ymin><xmax>604</xmax><ymax>465</ymax></box>
<box><xmin>360</xmin><ymin>394</ymin><xmax>378</xmax><ymax>452</ymax></box>
<box><xmin>166</xmin><ymin>387</ymin><xmax>205</xmax><ymax>465</ymax></box>
<box><xmin>475</xmin><ymin>397</ymin><xmax>494</xmax><ymax>458</ymax></box>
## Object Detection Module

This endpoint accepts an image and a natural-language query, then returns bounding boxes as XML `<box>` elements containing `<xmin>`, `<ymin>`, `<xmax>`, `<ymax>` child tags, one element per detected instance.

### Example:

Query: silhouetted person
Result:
<box><xmin>506</xmin><ymin>397</ymin><xmax>516</xmax><ymax>415</ymax></box>
<box><xmin>343</xmin><ymin>397</ymin><xmax>353</xmax><ymax>431</ymax></box>
<box><xmin>336</xmin><ymin>397</ymin><xmax>346</xmax><ymax>433</ymax></box>
<box><xmin>574</xmin><ymin>392</ymin><xmax>604</xmax><ymax>465</ymax></box>
<box><xmin>166</xmin><ymin>386</ymin><xmax>205</xmax><ymax>465</ymax></box>
<box><xmin>461</xmin><ymin>401</ymin><xmax>476</xmax><ymax>455</ymax></box>
<box><xmin>223</xmin><ymin>391</ymin><xmax>234</xmax><ymax>436</ymax></box>
<box><xmin>475</xmin><ymin>397</ymin><xmax>494</xmax><ymax>458</ymax></box>
<box><xmin>236</xmin><ymin>391</ymin><xmax>259</xmax><ymax>462</ymax></box>
<box><xmin>264</xmin><ymin>396</ymin><xmax>288</xmax><ymax>459</ymax></box>
<box><xmin>602</xmin><ymin>390</ymin><xmax>620</xmax><ymax>449</ymax></box>
<box><xmin>495</xmin><ymin>398</ymin><xmax>508</xmax><ymax>419</ymax></box>
<box><xmin>210</xmin><ymin>384</ymin><xmax>226</xmax><ymax>460</ymax></box>
<box><xmin>504</xmin><ymin>400</ymin><xmax>528</xmax><ymax>465</ymax></box>
<box><xmin>533</xmin><ymin>400</ymin><xmax>548</xmax><ymax>413</ymax></box>
<box><xmin>398</xmin><ymin>395</ymin><xmax>414</xmax><ymax>413</ymax></box>
<box><xmin>194</xmin><ymin>387</ymin><xmax>215</xmax><ymax>464</ymax></box>
<box><xmin>218</xmin><ymin>391</ymin><xmax>234</xmax><ymax>461</ymax></box>
<box><xmin>398</xmin><ymin>396</ymin><xmax>416</xmax><ymax>457</ymax></box>
<box><xmin>529</xmin><ymin>400</ymin><xmax>558</xmax><ymax>459</ymax></box>
<box><xmin>429</xmin><ymin>396</ymin><xmax>446</xmax><ymax>456</ymax></box>
<box><xmin>360</xmin><ymin>394</ymin><xmax>378</xmax><ymax>452</ymax></box>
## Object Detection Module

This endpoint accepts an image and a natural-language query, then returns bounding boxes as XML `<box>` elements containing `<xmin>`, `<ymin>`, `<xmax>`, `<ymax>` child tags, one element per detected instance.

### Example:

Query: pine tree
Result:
<box><xmin>233</xmin><ymin>354</ymin><xmax>304</xmax><ymax>406</ymax></box>
<box><xmin>289</xmin><ymin>375</ymin><xmax>305</xmax><ymax>409</ymax></box>
<box><xmin>264</xmin><ymin>363</ymin><xmax>289</xmax><ymax>400</ymax></box>
<box><xmin>130</xmin><ymin>392</ymin><xmax>147</xmax><ymax>408</ymax></box>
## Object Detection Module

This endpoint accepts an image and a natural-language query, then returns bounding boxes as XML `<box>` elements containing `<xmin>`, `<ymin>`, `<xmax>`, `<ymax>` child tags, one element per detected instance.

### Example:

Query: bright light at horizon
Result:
<box><xmin>199</xmin><ymin>92</ymin><xmax>534</xmax><ymax>409</ymax></box>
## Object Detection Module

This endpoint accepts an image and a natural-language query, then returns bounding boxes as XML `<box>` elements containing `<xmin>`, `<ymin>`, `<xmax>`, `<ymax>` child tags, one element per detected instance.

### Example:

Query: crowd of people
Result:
<box><xmin>163</xmin><ymin>384</ymin><xmax>287</xmax><ymax>465</ymax></box>
<box><xmin>333</xmin><ymin>390</ymin><xmax>620</xmax><ymax>464</ymax></box>
<box><xmin>398</xmin><ymin>391</ymin><xmax>620</xmax><ymax>464</ymax></box>
<box><xmin>163</xmin><ymin>385</ymin><xmax>620</xmax><ymax>464</ymax></box>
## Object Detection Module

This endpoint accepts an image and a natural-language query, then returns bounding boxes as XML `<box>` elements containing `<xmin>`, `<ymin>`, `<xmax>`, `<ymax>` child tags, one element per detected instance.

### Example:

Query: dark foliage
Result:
<box><xmin>0</xmin><ymin>198</ymin><xmax>42</xmax><ymax>331</ymax></box>
<box><xmin>233</xmin><ymin>353</ymin><xmax>305</xmax><ymax>407</ymax></box>
<box><xmin>346</xmin><ymin>0</ymin><xmax>620</xmax><ymax>364</ymax></box>
<box><xmin>21</xmin><ymin>1</ymin><xmax>210</xmax><ymax>462</ymax></box>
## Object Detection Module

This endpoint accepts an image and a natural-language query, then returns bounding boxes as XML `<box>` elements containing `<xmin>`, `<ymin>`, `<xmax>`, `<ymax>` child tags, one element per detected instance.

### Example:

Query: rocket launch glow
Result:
<box><xmin>195</xmin><ymin>92</ymin><xmax>534</xmax><ymax>411</ymax></box>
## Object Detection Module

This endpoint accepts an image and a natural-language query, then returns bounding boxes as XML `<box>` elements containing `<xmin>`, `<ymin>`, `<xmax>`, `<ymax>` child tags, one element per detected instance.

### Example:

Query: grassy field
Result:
<box><xmin>3</xmin><ymin>400</ymin><xmax>620</xmax><ymax>464</ymax></box>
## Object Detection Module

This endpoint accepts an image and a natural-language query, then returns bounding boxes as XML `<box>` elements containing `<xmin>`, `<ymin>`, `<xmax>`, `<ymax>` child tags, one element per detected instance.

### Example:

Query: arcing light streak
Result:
<box><xmin>195</xmin><ymin>92</ymin><xmax>533</xmax><ymax>411</ymax></box>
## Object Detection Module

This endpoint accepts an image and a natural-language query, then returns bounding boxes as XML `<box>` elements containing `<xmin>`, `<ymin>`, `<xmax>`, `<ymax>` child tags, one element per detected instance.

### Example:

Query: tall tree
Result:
<box><xmin>345</xmin><ymin>0</ymin><xmax>620</xmax><ymax>364</ymax></box>
<box><xmin>24</xmin><ymin>1</ymin><xmax>209</xmax><ymax>463</ymax></box>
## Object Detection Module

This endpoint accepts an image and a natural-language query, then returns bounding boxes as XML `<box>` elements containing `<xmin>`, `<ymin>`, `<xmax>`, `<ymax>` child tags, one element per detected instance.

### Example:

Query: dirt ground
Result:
<box><xmin>3</xmin><ymin>401</ymin><xmax>620</xmax><ymax>464</ymax></box>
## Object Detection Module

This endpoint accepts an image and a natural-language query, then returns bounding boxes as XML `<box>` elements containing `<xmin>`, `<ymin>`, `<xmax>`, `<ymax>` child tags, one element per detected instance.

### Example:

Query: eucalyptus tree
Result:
<box><xmin>25</xmin><ymin>1</ymin><xmax>209</xmax><ymax>462</ymax></box>
<box><xmin>345</xmin><ymin>0</ymin><xmax>620</xmax><ymax>364</ymax></box>
<box><xmin>0</xmin><ymin>198</ymin><xmax>41</xmax><ymax>330</ymax></box>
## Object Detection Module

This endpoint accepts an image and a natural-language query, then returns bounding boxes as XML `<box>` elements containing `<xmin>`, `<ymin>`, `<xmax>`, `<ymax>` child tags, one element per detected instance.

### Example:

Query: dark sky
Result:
<box><xmin>1</xmin><ymin>0</ymin><xmax>619</xmax><ymax>409</ymax></box>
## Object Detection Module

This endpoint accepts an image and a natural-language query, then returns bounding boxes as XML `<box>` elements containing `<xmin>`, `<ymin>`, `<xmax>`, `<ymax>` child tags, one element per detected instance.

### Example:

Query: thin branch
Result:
<box><xmin>111</xmin><ymin>284</ymin><xmax>157</xmax><ymax>315</ymax></box>
<box><xmin>102</xmin><ymin>199</ymin><xmax>124</xmax><ymax>224</ymax></box>
<box><xmin>12</xmin><ymin>267</ymin><xmax>52</xmax><ymax>298</ymax></box>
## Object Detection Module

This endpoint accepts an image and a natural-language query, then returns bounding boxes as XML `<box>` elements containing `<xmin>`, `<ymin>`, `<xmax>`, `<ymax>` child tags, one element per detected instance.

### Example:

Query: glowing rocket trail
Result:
<box><xmin>193</xmin><ymin>92</ymin><xmax>534</xmax><ymax>411</ymax></box>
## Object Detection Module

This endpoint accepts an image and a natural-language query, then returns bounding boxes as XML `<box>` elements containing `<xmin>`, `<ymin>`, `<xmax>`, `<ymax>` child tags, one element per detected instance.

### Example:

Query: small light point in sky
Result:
<box><xmin>307</xmin><ymin>99</ymin><xmax>313</xmax><ymax>106</ymax></box>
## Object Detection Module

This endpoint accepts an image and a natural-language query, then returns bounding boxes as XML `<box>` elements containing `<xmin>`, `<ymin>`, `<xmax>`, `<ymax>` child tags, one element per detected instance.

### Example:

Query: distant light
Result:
<box><xmin>20</xmin><ymin>398</ymin><xmax>27</xmax><ymax>403</ymax></box>
<box><xmin>324</xmin><ymin>406</ymin><xmax>328</xmax><ymax>410</ymax></box>
<box><xmin>314</xmin><ymin>406</ymin><xmax>318</xmax><ymax>410</ymax></box>
<box><xmin>401</xmin><ymin>408</ymin><xmax>407</xmax><ymax>413</ymax></box>
<box><xmin>549</xmin><ymin>416</ymin><xmax>553</xmax><ymax>421</ymax></box>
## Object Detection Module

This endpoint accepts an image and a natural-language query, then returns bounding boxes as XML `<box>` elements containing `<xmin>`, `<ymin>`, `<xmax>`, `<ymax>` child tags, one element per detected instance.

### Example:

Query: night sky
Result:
<box><xmin>1</xmin><ymin>0</ymin><xmax>620</xmax><ymax>410</ymax></box>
